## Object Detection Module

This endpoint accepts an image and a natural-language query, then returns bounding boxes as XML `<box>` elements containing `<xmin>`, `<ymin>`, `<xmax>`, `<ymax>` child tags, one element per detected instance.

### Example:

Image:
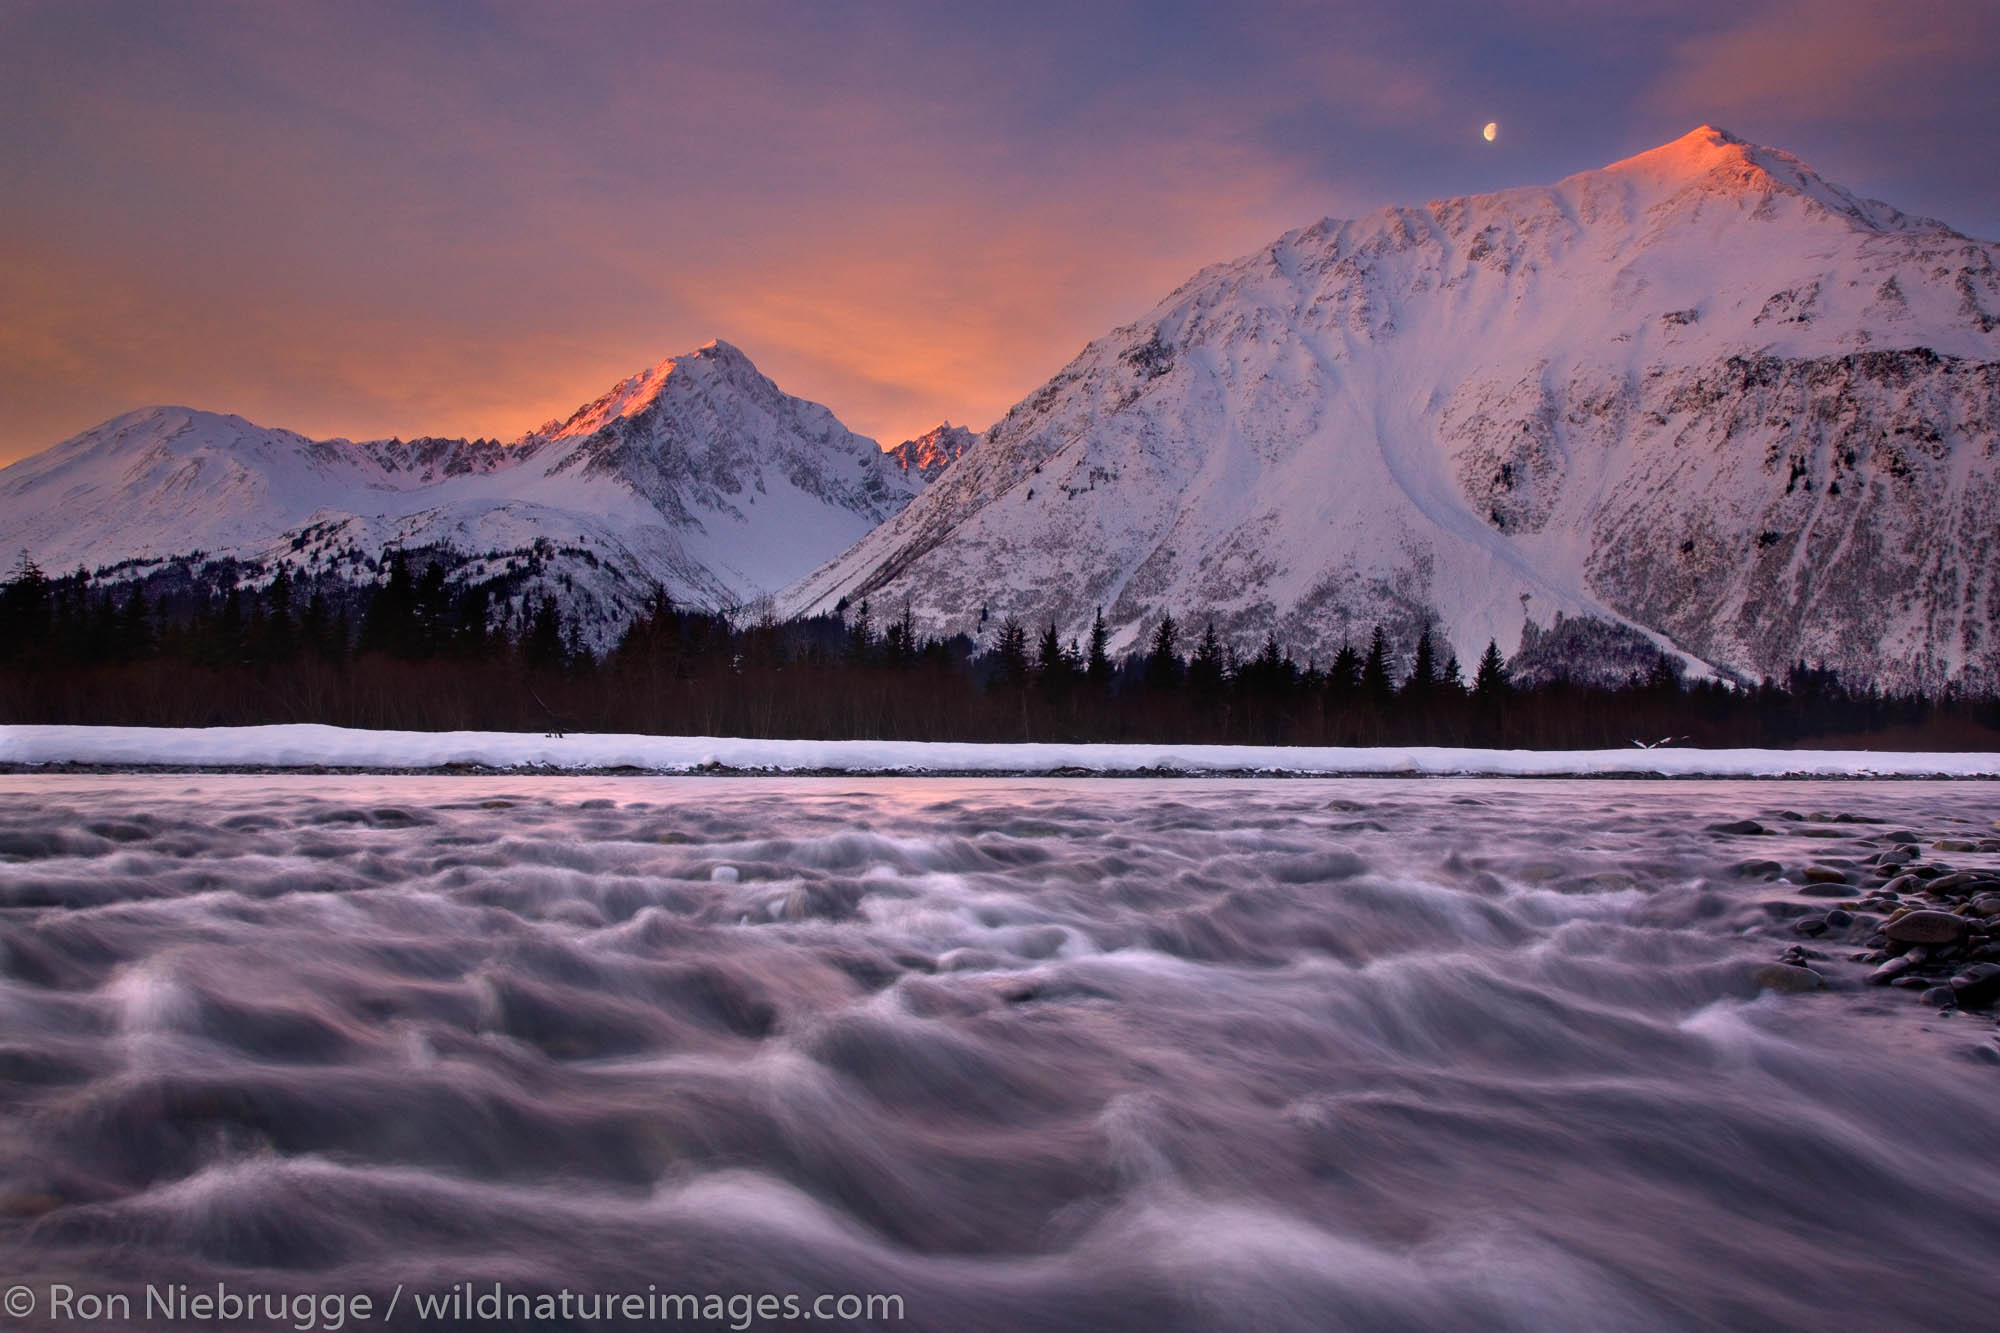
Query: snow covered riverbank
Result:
<box><xmin>3</xmin><ymin>723</ymin><xmax>1996</xmax><ymax>777</ymax></box>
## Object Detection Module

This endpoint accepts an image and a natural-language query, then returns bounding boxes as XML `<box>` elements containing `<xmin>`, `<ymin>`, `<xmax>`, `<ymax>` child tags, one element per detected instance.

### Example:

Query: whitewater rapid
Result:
<box><xmin>0</xmin><ymin>776</ymin><xmax>1995</xmax><ymax>1331</ymax></box>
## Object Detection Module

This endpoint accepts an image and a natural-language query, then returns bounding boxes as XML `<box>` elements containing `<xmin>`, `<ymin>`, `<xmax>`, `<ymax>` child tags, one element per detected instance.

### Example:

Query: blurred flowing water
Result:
<box><xmin>0</xmin><ymin>775</ymin><xmax>1996</xmax><ymax>1331</ymax></box>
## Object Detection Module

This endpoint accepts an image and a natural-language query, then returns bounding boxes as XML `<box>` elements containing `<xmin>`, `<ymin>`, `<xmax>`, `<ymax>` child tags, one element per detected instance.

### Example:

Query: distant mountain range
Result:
<box><xmin>4</xmin><ymin>127</ymin><xmax>1996</xmax><ymax>687</ymax></box>
<box><xmin>0</xmin><ymin>340</ymin><xmax>919</xmax><ymax>635</ymax></box>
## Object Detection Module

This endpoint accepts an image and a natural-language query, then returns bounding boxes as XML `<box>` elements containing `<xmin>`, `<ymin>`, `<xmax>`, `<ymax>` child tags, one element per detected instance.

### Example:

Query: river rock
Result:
<box><xmin>1761</xmin><ymin>900</ymin><xmax>1816</xmax><ymax>920</ymax></box>
<box><xmin>1970</xmin><ymin>896</ymin><xmax>2000</xmax><ymax>918</ymax></box>
<box><xmin>1869</xmin><ymin>956</ymin><xmax>1914</xmax><ymax>984</ymax></box>
<box><xmin>1749</xmin><ymin>963</ymin><xmax>1823</xmax><ymax>994</ymax></box>
<box><xmin>1922</xmin><ymin>987</ymin><xmax>1957</xmax><ymax>1008</ymax></box>
<box><xmin>1825</xmin><ymin>909</ymin><xmax>1855</xmax><ymax>928</ymax></box>
<box><xmin>1798</xmin><ymin>883</ymin><xmax>1860</xmax><ymax>899</ymax></box>
<box><xmin>1709</xmin><ymin>819</ymin><xmax>1766</xmax><ymax>835</ymax></box>
<box><xmin>1883</xmin><ymin>911</ymin><xmax>1968</xmax><ymax>945</ymax></box>
<box><xmin>1949</xmin><ymin>964</ymin><xmax>2000</xmax><ymax>1005</ymax></box>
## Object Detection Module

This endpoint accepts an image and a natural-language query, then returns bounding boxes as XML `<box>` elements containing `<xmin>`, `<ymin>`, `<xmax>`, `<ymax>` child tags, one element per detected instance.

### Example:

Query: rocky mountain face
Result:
<box><xmin>885</xmin><ymin>423</ymin><xmax>980</xmax><ymax>483</ymax></box>
<box><xmin>776</xmin><ymin>127</ymin><xmax>2000</xmax><ymax>690</ymax></box>
<box><xmin>0</xmin><ymin>341</ymin><xmax>918</xmax><ymax>640</ymax></box>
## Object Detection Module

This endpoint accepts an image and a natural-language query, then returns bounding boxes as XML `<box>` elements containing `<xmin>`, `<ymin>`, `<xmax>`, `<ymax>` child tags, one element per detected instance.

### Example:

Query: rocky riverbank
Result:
<box><xmin>1728</xmin><ymin>812</ymin><xmax>2000</xmax><ymax>1042</ymax></box>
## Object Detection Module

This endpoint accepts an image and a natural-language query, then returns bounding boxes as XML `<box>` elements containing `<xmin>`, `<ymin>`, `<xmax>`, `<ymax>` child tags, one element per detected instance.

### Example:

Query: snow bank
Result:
<box><xmin>3</xmin><ymin>724</ymin><xmax>1996</xmax><ymax>778</ymax></box>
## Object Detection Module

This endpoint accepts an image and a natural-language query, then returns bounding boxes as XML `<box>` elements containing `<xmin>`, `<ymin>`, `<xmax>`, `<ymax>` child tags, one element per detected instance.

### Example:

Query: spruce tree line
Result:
<box><xmin>2</xmin><ymin>555</ymin><xmax>1993</xmax><ymax>747</ymax></box>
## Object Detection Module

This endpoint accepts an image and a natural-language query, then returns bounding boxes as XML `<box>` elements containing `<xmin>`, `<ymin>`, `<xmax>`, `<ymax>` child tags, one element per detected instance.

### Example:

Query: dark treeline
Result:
<box><xmin>3</xmin><ymin>556</ymin><xmax>1996</xmax><ymax>749</ymax></box>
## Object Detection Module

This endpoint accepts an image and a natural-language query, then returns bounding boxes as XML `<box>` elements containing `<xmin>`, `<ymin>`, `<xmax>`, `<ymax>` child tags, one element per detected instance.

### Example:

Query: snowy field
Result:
<box><xmin>3</xmin><ymin>723</ymin><xmax>1998</xmax><ymax>777</ymax></box>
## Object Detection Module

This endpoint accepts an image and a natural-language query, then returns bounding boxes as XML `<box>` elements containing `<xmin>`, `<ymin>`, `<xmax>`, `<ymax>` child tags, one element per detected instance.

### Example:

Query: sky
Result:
<box><xmin>2</xmin><ymin>0</ymin><xmax>1997</xmax><ymax>466</ymax></box>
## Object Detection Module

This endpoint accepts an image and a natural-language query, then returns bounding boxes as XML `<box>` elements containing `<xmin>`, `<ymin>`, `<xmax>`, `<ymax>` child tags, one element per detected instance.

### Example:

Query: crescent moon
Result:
<box><xmin>1483</xmin><ymin>122</ymin><xmax>1498</xmax><ymax>143</ymax></box>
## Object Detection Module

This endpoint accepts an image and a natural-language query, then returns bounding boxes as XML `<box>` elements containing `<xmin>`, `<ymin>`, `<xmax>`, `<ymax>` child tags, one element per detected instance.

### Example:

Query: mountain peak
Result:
<box><xmin>1590</xmin><ymin>125</ymin><xmax>1925</xmax><ymax>233</ymax></box>
<box><xmin>1600</xmin><ymin>124</ymin><xmax>1784</xmax><ymax>188</ymax></box>
<box><xmin>533</xmin><ymin>339</ymin><xmax>766</xmax><ymax>443</ymax></box>
<box><xmin>885</xmin><ymin>421</ymin><xmax>978</xmax><ymax>482</ymax></box>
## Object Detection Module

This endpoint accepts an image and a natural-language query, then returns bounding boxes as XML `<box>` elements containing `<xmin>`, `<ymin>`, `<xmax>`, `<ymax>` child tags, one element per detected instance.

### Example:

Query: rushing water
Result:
<box><xmin>0</xmin><ymin>775</ymin><xmax>1996</xmax><ymax>1332</ymax></box>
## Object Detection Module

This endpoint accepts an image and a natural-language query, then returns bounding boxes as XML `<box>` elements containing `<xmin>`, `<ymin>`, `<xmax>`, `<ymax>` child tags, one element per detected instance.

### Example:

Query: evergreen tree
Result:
<box><xmin>1189</xmin><ymin>621</ymin><xmax>1227</xmax><ymax>702</ymax></box>
<box><xmin>359</xmin><ymin>555</ymin><xmax>417</xmax><ymax>658</ymax></box>
<box><xmin>1404</xmin><ymin>627</ymin><xmax>1439</xmax><ymax>700</ymax></box>
<box><xmin>884</xmin><ymin>606</ymin><xmax>918</xmax><ymax>668</ymax></box>
<box><xmin>0</xmin><ymin>554</ymin><xmax>51</xmax><ymax>665</ymax></box>
<box><xmin>331</xmin><ymin>602</ymin><xmax>351</xmax><ymax>663</ymax></box>
<box><xmin>1469</xmin><ymin>638</ymin><xmax>1512</xmax><ymax>744</ymax></box>
<box><xmin>118</xmin><ymin>585</ymin><xmax>154</xmax><ymax>662</ymax></box>
<box><xmin>523</xmin><ymin>595</ymin><xmax>567</xmax><ymax>671</ymax></box>
<box><xmin>83</xmin><ymin>582</ymin><xmax>121</xmax><ymax>665</ymax></box>
<box><xmin>456</xmin><ymin>582</ymin><xmax>493</xmax><ymax>657</ymax></box>
<box><xmin>1035</xmin><ymin>621</ymin><xmax>1073</xmax><ymax>701</ymax></box>
<box><xmin>300</xmin><ymin>587</ymin><xmax>336</xmax><ymax>661</ymax></box>
<box><xmin>1145</xmin><ymin>613</ymin><xmax>1182</xmax><ymax>690</ymax></box>
<box><xmin>263</xmin><ymin>566</ymin><xmax>299</xmax><ymax>663</ymax></box>
<box><xmin>992</xmin><ymin>616</ymin><xmax>1030</xmax><ymax>690</ymax></box>
<box><xmin>1361</xmin><ymin>625</ymin><xmax>1395</xmax><ymax>707</ymax></box>
<box><xmin>415</xmin><ymin>562</ymin><xmax>451</xmax><ymax>657</ymax></box>
<box><xmin>1472</xmin><ymin>639</ymin><xmax>1510</xmax><ymax>701</ymax></box>
<box><xmin>846</xmin><ymin>599</ymin><xmax>875</xmax><ymax>665</ymax></box>
<box><xmin>1326</xmin><ymin>640</ymin><xmax>1361</xmax><ymax>698</ymax></box>
<box><xmin>211</xmin><ymin>586</ymin><xmax>246</xmax><ymax>667</ymax></box>
<box><xmin>1244</xmin><ymin>631</ymin><xmax>1293</xmax><ymax>696</ymax></box>
<box><xmin>1086</xmin><ymin>607</ymin><xmax>1112</xmax><ymax>690</ymax></box>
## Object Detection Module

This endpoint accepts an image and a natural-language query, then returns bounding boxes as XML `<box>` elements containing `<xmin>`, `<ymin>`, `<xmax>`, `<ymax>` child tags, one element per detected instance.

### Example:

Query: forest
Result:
<box><xmin>3</xmin><ymin>555</ymin><xmax>1995</xmax><ymax>750</ymax></box>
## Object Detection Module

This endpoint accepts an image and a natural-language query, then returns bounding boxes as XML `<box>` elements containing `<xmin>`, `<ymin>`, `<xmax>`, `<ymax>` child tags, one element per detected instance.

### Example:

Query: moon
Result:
<box><xmin>1483</xmin><ymin>121</ymin><xmax>1498</xmax><ymax>143</ymax></box>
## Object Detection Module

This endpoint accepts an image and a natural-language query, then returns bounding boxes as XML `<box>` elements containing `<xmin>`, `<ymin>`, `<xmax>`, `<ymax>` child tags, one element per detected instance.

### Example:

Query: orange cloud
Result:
<box><xmin>0</xmin><ymin>5</ymin><xmax>1332</xmax><ymax>458</ymax></box>
<box><xmin>5</xmin><ymin>0</ymin><xmax>1992</xmax><ymax>468</ymax></box>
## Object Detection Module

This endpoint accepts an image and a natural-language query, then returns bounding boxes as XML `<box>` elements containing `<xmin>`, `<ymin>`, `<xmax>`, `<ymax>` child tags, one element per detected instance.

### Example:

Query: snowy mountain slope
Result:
<box><xmin>777</xmin><ymin>128</ymin><xmax>2000</xmax><ymax>689</ymax></box>
<box><xmin>0</xmin><ymin>341</ymin><xmax>918</xmax><ymax>630</ymax></box>
<box><xmin>885</xmin><ymin>423</ymin><xmax>980</xmax><ymax>483</ymax></box>
<box><xmin>0</xmin><ymin>407</ymin><xmax>506</xmax><ymax>570</ymax></box>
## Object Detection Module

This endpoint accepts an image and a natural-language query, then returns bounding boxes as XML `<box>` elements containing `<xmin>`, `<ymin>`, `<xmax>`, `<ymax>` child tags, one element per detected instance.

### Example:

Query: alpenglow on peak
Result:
<box><xmin>1586</xmin><ymin>125</ymin><xmax>1935</xmax><ymax>233</ymax></box>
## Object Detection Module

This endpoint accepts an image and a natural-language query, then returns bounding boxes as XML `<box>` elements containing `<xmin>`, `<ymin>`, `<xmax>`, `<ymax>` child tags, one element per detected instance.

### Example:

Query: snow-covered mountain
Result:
<box><xmin>778</xmin><ymin>128</ymin><xmax>2000</xmax><ymax>690</ymax></box>
<box><xmin>885</xmin><ymin>423</ymin><xmax>980</xmax><ymax>483</ymax></box>
<box><xmin>0</xmin><ymin>340</ymin><xmax>918</xmax><ymax>634</ymax></box>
